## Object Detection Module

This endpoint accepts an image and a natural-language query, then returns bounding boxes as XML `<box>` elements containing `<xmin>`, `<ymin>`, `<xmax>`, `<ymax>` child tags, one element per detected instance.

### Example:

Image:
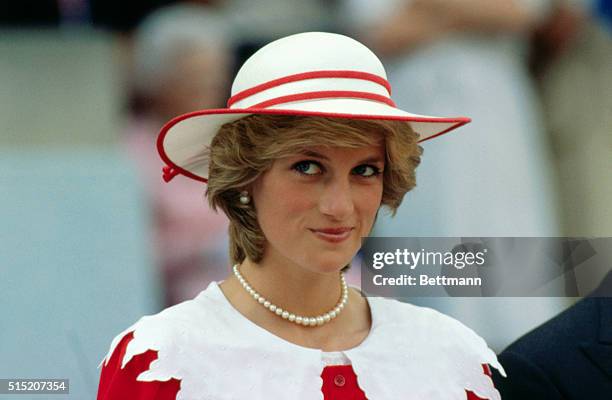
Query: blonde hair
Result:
<box><xmin>205</xmin><ymin>114</ymin><xmax>422</xmax><ymax>265</ymax></box>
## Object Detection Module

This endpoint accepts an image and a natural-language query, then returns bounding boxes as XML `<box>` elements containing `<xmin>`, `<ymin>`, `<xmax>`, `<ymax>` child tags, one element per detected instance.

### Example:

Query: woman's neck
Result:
<box><xmin>237</xmin><ymin>256</ymin><xmax>344</xmax><ymax>318</ymax></box>
<box><xmin>217</xmin><ymin>259</ymin><xmax>372</xmax><ymax>351</ymax></box>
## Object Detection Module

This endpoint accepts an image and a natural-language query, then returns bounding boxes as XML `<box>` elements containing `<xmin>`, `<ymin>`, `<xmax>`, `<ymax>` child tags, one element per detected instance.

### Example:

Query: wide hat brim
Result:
<box><xmin>157</xmin><ymin>98</ymin><xmax>470</xmax><ymax>183</ymax></box>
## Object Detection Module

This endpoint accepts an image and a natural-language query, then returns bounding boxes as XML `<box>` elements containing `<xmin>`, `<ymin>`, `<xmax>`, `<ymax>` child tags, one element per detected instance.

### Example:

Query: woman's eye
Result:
<box><xmin>293</xmin><ymin>161</ymin><xmax>322</xmax><ymax>175</ymax></box>
<box><xmin>353</xmin><ymin>164</ymin><xmax>381</xmax><ymax>177</ymax></box>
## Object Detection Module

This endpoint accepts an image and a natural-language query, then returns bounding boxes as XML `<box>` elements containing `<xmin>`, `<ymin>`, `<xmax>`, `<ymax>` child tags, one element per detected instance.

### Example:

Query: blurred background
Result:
<box><xmin>1</xmin><ymin>0</ymin><xmax>610</xmax><ymax>398</ymax></box>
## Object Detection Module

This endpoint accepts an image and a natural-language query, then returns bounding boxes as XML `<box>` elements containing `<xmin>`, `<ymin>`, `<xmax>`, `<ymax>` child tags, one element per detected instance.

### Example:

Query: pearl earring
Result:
<box><xmin>239</xmin><ymin>191</ymin><xmax>251</xmax><ymax>205</ymax></box>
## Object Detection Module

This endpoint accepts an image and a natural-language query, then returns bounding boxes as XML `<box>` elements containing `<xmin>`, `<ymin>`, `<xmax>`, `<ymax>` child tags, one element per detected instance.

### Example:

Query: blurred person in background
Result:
<box><xmin>532</xmin><ymin>0</ymin><xmax>612</xmax><ymax>237</ymax></box>
<box><xmin>342</xmin><ymin>0</ymin><xmax>566</xmax><ymax>352</ymax></box>
<box><xmin>126</xmin><ymin>3</ymin><xmax>232</xmax><ymax>305</ymax></box>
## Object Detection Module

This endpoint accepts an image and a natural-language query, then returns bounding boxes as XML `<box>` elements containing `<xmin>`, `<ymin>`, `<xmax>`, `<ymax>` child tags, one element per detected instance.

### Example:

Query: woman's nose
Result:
<box><xmin>318</xmin><ymin>178</ymin><xmax>355</xmax><ymax>220</ymax></box>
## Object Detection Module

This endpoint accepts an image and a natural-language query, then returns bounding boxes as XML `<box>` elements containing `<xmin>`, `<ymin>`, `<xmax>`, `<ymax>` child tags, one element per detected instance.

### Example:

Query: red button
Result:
<box><xmin>334</xmin><ymin>374</ymin><xmax>346</xmax><ymax>387</ymax></box>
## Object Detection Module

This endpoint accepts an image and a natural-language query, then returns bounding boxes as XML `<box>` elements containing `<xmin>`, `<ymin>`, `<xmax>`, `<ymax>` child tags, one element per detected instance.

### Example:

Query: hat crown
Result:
<box><xmin>231</xmin><ymin>32</ymin><xmax>388</xmax><ymax>96</ymax></box>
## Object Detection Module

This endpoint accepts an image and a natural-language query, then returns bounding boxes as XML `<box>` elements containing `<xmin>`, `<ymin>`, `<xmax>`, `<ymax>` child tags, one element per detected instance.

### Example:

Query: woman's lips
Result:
<box><xmin>309</xmin><ymin>228</ymin><xmax>353</xmax><ymax>243</ymax></box>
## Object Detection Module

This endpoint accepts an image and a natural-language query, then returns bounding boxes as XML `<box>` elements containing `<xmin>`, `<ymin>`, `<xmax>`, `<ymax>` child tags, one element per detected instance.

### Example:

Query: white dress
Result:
<box><xmin>98</xmin><ymin>281</ymin><xmax>505</xmax><ymax>400</ymax></box>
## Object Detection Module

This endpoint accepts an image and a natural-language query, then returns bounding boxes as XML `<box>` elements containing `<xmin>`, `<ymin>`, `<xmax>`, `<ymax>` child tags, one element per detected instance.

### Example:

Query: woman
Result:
<box><xmin>97</xmin><ymin>32</ymin><xmax>505</xmax><ymax>400</ymax></box>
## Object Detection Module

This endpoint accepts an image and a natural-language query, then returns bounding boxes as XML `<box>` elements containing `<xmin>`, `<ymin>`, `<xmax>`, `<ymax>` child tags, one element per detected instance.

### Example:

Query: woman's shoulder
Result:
<box><xmin>97</xmin><ymin>282</ymin><xmax>230</xmax><ymax>399</ymax></box>
<box><xmin>372</xmin><ymin>296</ymin><xmax>502</xmax><ymax>357</ymax></box>
<box><xmin>97</xmin><ymin>330</ymin><xmax>181</xmax><ymax>400</ymax></box>
<box><xmin>369</xmin><ymin>295</ymin><xmax>495</xmax><ymax>347</ymax></box>
<box><xmin>96</xmin><ymin>300</ymin><xmax>200</xmax><ymax>400</ymax></box>
<box><xmin>359</xmin><ymin>296</ymin><xmax>506</xmax><ymax>399</ymax></box>
<box><xmin>99</xmin><ymin>282</ymin><xmax>225</xmax><ymax>372</ymax></box>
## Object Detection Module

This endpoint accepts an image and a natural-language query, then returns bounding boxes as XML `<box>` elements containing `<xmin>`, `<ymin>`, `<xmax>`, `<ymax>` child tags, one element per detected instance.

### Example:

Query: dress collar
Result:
<box><xmin>204</xmin><ymin>280</ymin><xmax>381</xmax><ymax>354</ymax></box>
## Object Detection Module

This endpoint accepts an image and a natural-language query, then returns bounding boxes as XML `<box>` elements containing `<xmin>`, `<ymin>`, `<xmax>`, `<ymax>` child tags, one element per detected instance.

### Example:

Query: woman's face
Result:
<box><xmin>251</xmin><ymin>144</ymin><xmax>385</xmax><ymax>275</ymax></box>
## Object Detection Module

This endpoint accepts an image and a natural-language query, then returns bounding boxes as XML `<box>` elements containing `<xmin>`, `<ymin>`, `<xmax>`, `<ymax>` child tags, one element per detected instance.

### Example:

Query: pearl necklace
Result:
<box><xmin>232</xmin><ymin>264</ymin><xmax>348</xmax><ymax>327</ymax></box>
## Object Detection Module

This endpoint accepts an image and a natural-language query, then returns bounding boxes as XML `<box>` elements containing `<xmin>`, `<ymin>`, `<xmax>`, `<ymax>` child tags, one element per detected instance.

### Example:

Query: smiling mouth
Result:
<box><xmin>309</xmin><ymin>228</ymin><xmax>354</xmax><ymax>243</ymax></box>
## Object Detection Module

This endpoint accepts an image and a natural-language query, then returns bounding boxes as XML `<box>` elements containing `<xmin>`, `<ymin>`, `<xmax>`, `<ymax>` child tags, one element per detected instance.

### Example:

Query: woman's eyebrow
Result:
<box><xmin>298</xmin><ymin>150</ymin><xmax>384</xmax><ymax>164</ymax></box>
<box><xmin>358</xmin><ymin>156</ymin><xmax>385</xmax><ymax>164</ymax></box>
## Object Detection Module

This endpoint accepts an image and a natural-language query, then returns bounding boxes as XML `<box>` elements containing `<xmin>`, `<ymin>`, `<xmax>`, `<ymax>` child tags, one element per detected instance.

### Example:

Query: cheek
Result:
<box><xmin>255</xmin><ymin>180</ymin><xmax>315</xmax><ymax>239</ymax></box>
<box><xmin>357</xmin><ymin>184</ymin><xmax>384</xmax><ymax>230</ymax></box>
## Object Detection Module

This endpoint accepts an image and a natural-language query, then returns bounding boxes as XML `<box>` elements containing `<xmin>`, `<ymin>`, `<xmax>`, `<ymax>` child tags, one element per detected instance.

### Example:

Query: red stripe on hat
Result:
<box><xmin>249</xmin><ymin>91</ymin><xmax>396</xmax><ymax>109</ymax></box>
<box><xmin>227</xmin><ymin>70</ymin><xmax>392</xmax><ymax>108</ymax></box>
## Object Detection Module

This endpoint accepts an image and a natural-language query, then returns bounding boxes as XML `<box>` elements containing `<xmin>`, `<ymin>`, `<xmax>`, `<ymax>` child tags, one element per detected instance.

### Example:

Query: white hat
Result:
<box><xmin>157</xmin><ymin>31</ymin><xmax>470</xmax><ymax>183</ymax></box>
